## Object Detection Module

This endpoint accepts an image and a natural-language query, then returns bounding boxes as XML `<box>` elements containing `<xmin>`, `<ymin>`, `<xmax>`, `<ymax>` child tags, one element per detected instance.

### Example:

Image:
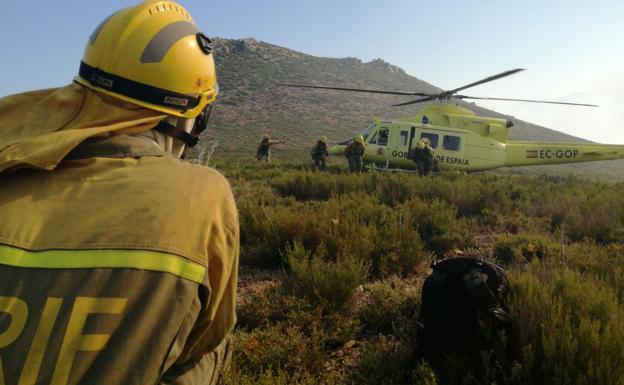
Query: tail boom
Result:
<box><xmin>505</xmin><ymin>141</ymin><xmax>624</xmax><ymax>167</ymax></box>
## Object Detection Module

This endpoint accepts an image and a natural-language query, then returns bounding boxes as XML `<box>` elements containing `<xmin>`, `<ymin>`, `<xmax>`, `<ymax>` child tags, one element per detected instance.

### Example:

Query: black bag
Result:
<box><xmin>416</xmin><ymin>257</ymin><xmax>520</xmax><ymax>373</ymax></box>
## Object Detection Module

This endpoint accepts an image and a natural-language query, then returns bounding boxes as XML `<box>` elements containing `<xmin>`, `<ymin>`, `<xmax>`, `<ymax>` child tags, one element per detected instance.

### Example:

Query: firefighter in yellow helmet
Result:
<box><xmin>413</xmin><ymin>137</ymin><xmax>436</xmax><ymax>176</ymax></box>
<box><xmin>311</xmin><ymin>135</ymin><xmax>329</xmax><ymax>171</ymax></box>
<box><xmin>0</xmin><ymin>2</ymin><xmax>237</xmax><ymax>385</ymax></box>
<box><xmin>345</xmin><ymin>135</ymin><xmax>366</xmax><ymax>173</ymax></box>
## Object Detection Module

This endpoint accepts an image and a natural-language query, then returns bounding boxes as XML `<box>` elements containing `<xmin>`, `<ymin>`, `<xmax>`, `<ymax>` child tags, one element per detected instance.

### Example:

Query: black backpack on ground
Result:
<box><xmin>416</xmin><ymin>257</ymin><xmax>521</xmax><ymax>378</ymax></box>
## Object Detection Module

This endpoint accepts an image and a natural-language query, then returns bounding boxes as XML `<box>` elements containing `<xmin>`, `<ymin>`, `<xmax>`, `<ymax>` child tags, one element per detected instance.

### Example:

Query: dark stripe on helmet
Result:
<box><xmin>89</xmin><ymin>11</ymin><xmax>121</xmax><ymax>45</ymax></box>
<box><xmin>141</xmin><ymin>21</ymin><xmax>198</xmax><ymax>63</ymax></box>
<box><xmin>78</xmin><ymin>61</ymin><xmax>200</xmax><ymax>111</ymax></box>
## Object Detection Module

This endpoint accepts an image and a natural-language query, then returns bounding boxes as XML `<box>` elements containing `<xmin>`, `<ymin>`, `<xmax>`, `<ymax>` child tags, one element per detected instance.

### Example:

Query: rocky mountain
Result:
<box><xmin>194</xmin><ymin>37</ymin><xmax>623</xmax><ymax>179</ymax></box>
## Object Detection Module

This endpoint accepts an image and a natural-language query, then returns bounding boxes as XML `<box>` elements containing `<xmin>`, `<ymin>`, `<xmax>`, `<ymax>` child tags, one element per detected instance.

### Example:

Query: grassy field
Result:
<box><xmin>209</xmin><ymin>158</ymin><xmax>624</xmax><ymax>385</ymax></box>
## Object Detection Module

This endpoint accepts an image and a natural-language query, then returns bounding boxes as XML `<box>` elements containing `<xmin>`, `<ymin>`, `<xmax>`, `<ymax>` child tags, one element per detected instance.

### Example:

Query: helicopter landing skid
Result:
<box><xmin>369</xmin><ymin>163</ymin><xmax>419</xmax><ymax>173</ymax></box>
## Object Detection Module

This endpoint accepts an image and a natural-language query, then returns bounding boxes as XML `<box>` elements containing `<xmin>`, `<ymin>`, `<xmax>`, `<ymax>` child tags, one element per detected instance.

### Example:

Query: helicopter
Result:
<box><xmin>281</xmin><ymin>69</ymin><xmax>624</xmax><ymax>172</ymax></box>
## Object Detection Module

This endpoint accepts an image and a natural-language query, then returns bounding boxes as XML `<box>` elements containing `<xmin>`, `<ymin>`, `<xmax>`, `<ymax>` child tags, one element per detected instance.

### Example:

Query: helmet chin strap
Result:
<box><xmin>153</xmin><ymin>117</ymin><xmax>199</xmax><ymax>148</ymax></box>
<box><xmin>140</xmin><ymin>116</ymin><xmax>196</xmax><ymax>158</ymax></box>
<box><xmin>150</xmin><ymin>104</ymin><xmax>212</xmax><ymax>157</ymax></box>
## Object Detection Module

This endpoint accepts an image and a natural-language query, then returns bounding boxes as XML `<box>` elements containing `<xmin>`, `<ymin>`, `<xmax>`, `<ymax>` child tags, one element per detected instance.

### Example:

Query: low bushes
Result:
<box><xmin>239</xmin><ymin>193</ymin><xmax>452</xmax><ymax>275</ymax></box>
<box><xmin>223</xmin><ymin>161</ymin><xmax>624</xmax><ymax>384</ymax></box>
<box><xmin>510</xmin><ymin>269</ymin><xmax>624</xmax><ymax>385</ymax></box>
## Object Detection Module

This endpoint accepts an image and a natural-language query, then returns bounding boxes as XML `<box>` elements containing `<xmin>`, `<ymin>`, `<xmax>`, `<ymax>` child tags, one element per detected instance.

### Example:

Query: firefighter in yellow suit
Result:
<box><xmin>0</xmin><ymin>2</ymin><xmax>238</xmax><ymax>384</ymax></box>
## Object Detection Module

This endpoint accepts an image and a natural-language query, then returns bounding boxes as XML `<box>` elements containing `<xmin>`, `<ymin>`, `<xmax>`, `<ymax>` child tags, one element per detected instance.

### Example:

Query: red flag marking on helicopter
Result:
<box><xmin>526</xmin><ymin>150</ymin><xmax>538</xmax><ymax>158</ymax></box>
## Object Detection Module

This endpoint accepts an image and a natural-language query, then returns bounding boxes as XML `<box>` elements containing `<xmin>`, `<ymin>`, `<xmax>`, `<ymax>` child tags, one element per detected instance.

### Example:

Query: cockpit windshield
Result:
<box><xmin>338</xmin><ymin>122</ymin><xmax>376</xmax><ymax>145</ymax></box>
<box><xmin>361</xmin><ymin>122</ymin><xmax>375</xmax><ymax>140</ymax></box>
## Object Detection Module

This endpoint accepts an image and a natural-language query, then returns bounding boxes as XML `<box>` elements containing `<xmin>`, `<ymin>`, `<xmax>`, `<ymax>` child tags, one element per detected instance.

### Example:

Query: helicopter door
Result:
<box><xmin>408</xmin><ymin>127</ymin><xmax>416</xmax><ymax>149</ymax></box>
<box><xmin>407</xmin><ymin>127</ymin><xmax>420</xmax><ymax>160</ymax></box>
<box><xmin>399</xmin><ymin>130</ymin><xmax>409</xmax><ymax>147</ymax></box>
<box><xmin>397</xmin><ymin>129</ymin><xmax>410</xmax><ymax>160</ymax></box>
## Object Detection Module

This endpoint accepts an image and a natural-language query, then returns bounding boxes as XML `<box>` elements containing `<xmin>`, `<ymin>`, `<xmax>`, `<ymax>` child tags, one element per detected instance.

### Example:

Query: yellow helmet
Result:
<box><xmin>75</xmin><ymin>1</ymin><xmax>218</xmax><ymax>118</ymax></box>
<box><xmin>355</xmin><ymin>135</ymin><xmax>364</xmax><ymax>144</ymax></box>
<box><xmin>320</xmin><ymin>135</ymin><xmax>327</xmax><ymax>143</ymax></box>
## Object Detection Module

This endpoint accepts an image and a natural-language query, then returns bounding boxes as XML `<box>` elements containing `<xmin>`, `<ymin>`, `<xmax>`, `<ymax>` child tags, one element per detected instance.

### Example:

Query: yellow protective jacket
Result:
<box><xmin>0</xmin><ymin>84</ymin><xmax>239</xmax><ymax>385</ymax></box>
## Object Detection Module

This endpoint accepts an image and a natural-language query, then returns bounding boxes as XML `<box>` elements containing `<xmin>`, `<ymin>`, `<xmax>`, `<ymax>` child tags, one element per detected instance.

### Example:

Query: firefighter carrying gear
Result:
<box><xmin>413</xmin><ymin>138</ymin><xmax>436</xmax><ymax>176</ymax></box>
<box><xmin>311</xmin><ymin>137</ymin><xmax>329</xmax><ymax>171</ymax></box>
<box><xmin>345</xmin><ymin>136</ymin><xmax>366</xmax><ymax>173</ymax></box>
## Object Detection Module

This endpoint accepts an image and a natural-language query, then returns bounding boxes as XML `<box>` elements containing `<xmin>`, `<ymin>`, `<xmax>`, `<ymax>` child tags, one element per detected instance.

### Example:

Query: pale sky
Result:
<box><xmin>2</xmin><ymin>0</ymin><xmax>623</xmax><ymax>143</ymax></box>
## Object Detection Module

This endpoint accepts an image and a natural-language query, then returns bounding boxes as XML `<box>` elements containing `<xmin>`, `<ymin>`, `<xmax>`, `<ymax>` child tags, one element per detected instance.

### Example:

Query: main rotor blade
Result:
<box><xmin>279</xmin><ymin>83</ymin><xmax>430</xmax><ymax>97</ymax></box>
<box><xmin>445</xmin><ymin>68</ymin><xmax>525</xmax><ymax>95</ymax></box>
<box><xmin>457</xmin><ymin>95</ymin><xmax>599</xmax><ymax>107</ymax></box>
<box><xmin>391</xmin><ymin>96</ymin><xmax>438</xmax><ymax>107</ymax></box>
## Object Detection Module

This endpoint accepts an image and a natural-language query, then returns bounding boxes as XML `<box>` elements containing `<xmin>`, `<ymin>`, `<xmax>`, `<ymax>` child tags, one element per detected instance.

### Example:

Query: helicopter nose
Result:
<box><xmin>330</xmin><ymin>145</ymin><xmax>346</xmax><ymax>155</ymax></box>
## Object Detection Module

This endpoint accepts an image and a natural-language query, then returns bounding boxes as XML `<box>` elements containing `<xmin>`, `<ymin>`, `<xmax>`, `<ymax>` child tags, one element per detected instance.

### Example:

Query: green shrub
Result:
<box><xmin>224</xmin><ymin>367</ymin><xmax>318</xmax><ymax>385</ymax></box>
<box><xmin>352</xmin><ymin>336</ymin><xmax>416</xmax><ymax>385</ymax></box>
<box><xmin>404</xmin><ymin>198</ymin><xmax>473</xmax><ymax>256</ymax></box>
<box><xmin>232</xmin><ymin>323</ymin><xmax>325</xmax><ymax>378</ymax></box>
<box><xmin>271</xmin><ymin>171</ymin><xmax>375</xmax><ymax>201</ymax></box>
<box><xmin>237</xmin><ymin>283</ymin><xmax>311</xmax><ymax>330</ymax></box>
<box><xmin>510</xmin><ymin>269</ymin><xmax>624</xmax><ymax>385</ymax></box>
<box><xmin>411</xmin><ymin>362</ymin><xmax>439</xmax><ymax>385</ymax></box>
<box><xmin>284</xmin><ymin>241</ymin><xmax>368</xmax><ymax>312</ymax></box>
<box><xmin>493</xmin><ymin>233</ymin><xmax>561</xmax><ymax>265</ymax></box>
<box><xmin>358</xmin><ymin>279</ymin><xmax>420</xmax><ymax>338</ymax></box>
<box><xmin>240</xmin><ymin>192</ymin><xmax>433</xmax><ymax>276</ymax></box>
<box><xmin>481</xmin><ymin>208</ymin><xmax>550</xmax><ymax>235</ymax></box>
<box><xmin>370</xmin><ymin>212</ymin><xmax>429</xmax><ymax>277</ymax></box>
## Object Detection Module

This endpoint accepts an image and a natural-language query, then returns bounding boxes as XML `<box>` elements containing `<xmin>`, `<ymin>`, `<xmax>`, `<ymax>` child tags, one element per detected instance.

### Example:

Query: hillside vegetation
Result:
<box><xmin>209</xmin><ymin>159</ymin><xmax>624</xmax><ymax>384</ymax></box>
<box><xmin>191</xmin><ymin>37</ymin><xmax>624</xmax><ymax>180</ymax></box>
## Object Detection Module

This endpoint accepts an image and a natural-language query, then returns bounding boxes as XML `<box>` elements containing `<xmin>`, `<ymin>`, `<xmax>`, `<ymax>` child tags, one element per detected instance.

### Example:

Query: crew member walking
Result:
<box><xmin>345</xmin><ymin>135</ymin><xmax>366</xmax><ymax>173</ymax></box>
<box><xmin>414</xmin><ymin>137</ymin><xmax>436</xmax><ymax>176</ymax></box>
<box><xmin>311</xmin><ymin>135</ymin><xmax>329</xmax><ymax>171</ymax></box>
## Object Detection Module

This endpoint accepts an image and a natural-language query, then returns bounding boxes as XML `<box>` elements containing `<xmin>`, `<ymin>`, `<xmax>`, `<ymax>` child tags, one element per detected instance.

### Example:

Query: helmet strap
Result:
<box><xmin>153</xmin><ymin>120</ymin><xmax>199</xmax><ymax>148</ymax></box>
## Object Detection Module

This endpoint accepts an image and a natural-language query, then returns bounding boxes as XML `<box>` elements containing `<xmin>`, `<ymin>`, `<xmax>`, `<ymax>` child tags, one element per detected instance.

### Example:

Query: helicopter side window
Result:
<box><xmin>443</xmin><ymin>135</ymin><xmax>461</xmax><ymax>151</ymax></box>
<box><xmin>369</xmin><ymin>131</ymin><xmax>378</xmax><ymax>144</ymax></box>
<box><xmin>378</xmin><ymin>128</ymin><xmax>389</xmax><ymax>146</ymax></box>
<box><xmin>399</xmin><ymin>130</ymin><xmax>408</xmax><ymax>146</ymax></box>
<box><xmin>420</xmin><ymin>133</ymin><xmax>438</xmax><ymax>148</ymax></box>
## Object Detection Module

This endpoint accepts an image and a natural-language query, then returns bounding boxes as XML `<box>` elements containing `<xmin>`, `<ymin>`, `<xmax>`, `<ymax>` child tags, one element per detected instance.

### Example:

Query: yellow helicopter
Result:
<box><xmin>282</xmin><ymin>69</ymin><xmax>624</xmax><ymax>172</ymax></box>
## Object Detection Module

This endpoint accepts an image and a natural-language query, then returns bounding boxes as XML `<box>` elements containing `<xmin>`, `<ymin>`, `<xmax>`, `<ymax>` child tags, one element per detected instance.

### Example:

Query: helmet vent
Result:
<box><xmin>147</xmin><ymin>2</ymin><xmax>191</xmax><ymax>19</ymax></box>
